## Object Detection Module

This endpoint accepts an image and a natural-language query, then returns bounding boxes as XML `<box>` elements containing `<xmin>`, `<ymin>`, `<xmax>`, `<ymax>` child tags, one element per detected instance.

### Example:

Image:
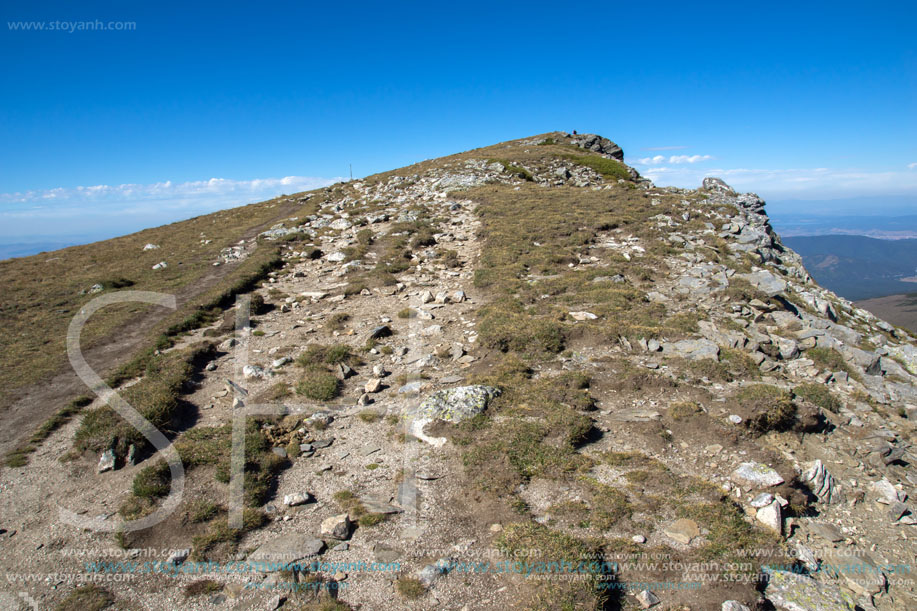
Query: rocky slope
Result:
<box><xmin>2</xmin><ymin>132</ymin><xmax>917</xmax><ymax>611</ymax></box>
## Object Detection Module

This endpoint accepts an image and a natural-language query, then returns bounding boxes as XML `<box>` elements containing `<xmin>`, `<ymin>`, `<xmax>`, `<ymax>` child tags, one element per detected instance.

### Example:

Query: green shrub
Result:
<box><xmin>564</xmin><ymin>154</ymin><xmax>631</xmax><ymax>181</ymax></box>
<box><xmin>296</xmin><ymin>371</ymin><xmax>340</xmax><ymax>401</ymax></box>
<box><xmin>794</xmin><ymin>383</ymin><xmax>841</xmax><ymax>413</ymax></box>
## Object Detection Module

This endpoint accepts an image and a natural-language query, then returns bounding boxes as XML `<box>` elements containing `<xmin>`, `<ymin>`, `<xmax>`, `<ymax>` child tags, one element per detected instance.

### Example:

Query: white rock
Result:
<box><xmin>731</xmin><ymin>462</ymin><xmax>784</xmax><ymax>487</ymax></box>
<box><xmin>756</xmin><ymin>500</ymin><xmax>783</xmax><ymax>535</ymax></box>
<box><xmin>97</xmin><ymin>449</ymin><xmax>116</xmax><ymax>473</ymax></box>
<box><xmin>283</xmin><ymin>492</ymin><xmax>313</xmax><ymax>507</ymax></box>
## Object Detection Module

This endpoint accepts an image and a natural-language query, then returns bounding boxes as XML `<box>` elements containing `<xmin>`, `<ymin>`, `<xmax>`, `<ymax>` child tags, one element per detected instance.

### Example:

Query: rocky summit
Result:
<box><xmin>2</xmin><ymin>131</ymin><xmax>917</xmax><ymax>610</ymax></box>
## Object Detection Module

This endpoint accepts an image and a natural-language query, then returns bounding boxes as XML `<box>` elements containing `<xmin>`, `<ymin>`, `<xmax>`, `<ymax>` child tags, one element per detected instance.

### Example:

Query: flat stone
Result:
<box><xmin>808</xmin><ymin>522</ymin><xmax>844</xmax><ymax>542</ymax></box>
<box><xmin>731</xmin><ymin>462</ymin><xmax>785</xmax><ymax>487</ymax></box>
<box><xmin>663</xmin><ymin>338</ymin><xmax>719</xmax><ymax>360</ymax></box>
<box><xmin>740</xmin><ymin>270</ymin><xmax>787</xmax><ymax>297</ymax></box>
<box><xmin>373</xmin><ymin>543</ymin><xmax>401</xmax><ymax>563</ymax></box>
<box><xmin>360</xmin><ymin>496</ymin><xmax>404</xmax><ymax>515</ymax></box>
<box><xmin>364</xmin><ymin>378</ymin><xmax>383</xmax><ymax>393</ymax></box>
<box><xmin>722</xmin><ymin>602</ymin><xmax>750</xmax><ymax>611</ymax></box>
<box><xmin>750</xmin><ymin>493</ymin><xmax>775</xmax><ymax>508</ymax></box>
<box><xmin>609</xmin><ymin>409</ymin><xmax>661</xmax><ymax>422</ymax></box>
<box><xmin>663</xmin><ymin>518</ymin><xmax>699</xmax><ymax>544</ymax></box>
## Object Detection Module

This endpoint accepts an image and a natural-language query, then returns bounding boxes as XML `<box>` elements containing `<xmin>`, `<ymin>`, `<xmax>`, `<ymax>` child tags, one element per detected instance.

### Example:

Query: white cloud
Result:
<box><xmin>634</xmin><ymin>154</ymin><xmax>712</xmax><ymax>165</ymax></box>
<box><xmin>908</xmin><ymin>162</ymin><xmax>917</xmax><ymax>169</ymax></box>
<box><xmin>0</xmin><ymin>175</ymin><xmax>341</xmax><ymax>240</ymax></box>
<box><xmin>0</xmin><ymin>175</ymin><xmax>338</xmax><ymax>207</ymax></box>
<box><xmin>668</xmin><ymin>154</ymin><xmax>712</xmax><ymax>164</ymax></box>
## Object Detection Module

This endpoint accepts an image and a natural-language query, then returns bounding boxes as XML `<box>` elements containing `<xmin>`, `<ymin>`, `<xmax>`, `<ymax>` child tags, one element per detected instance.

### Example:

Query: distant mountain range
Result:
<box><xmin>783</xmin><ymin>235</ymin><xmax>917</xmax><ymax>301</ymax></box>
<box><xmin>771</xmin><ymin>214</ymin><xmax>917</xmax><ymax>239</ymax></box>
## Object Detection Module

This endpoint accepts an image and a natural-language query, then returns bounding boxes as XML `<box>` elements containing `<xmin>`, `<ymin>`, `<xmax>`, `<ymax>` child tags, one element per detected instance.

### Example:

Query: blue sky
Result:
<box><xmin>1</xmin><ymin>1</ymin><xmax>915</xmax><ymax>245</ymax></box>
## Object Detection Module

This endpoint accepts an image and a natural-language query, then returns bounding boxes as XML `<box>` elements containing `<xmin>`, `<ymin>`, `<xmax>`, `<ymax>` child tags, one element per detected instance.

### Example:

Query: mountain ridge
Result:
<box><xmin>2</xmin><ymin>131</ymin><xmax>916</xmax><ymax>610</ymax></box>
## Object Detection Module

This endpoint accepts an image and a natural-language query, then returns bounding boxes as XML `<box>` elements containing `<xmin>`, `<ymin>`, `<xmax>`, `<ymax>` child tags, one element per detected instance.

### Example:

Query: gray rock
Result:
<box><xmin>571</xmin><ymin>133</ymin><xmax>624</xmax><ymax>160</ymax></box>
<box><xmin>398</xmin><ymin>381</ymin><xmax>425</xmax><ymax>394</ymax></box>
<box><xmin>663</xmin><ymin>338</ymin><xmax>719</xmax><ymax>360</ymax></box>
<box><xmin>871</xmin><ymin>478</ymin><xmax>905</xmax><ymax>504</ymax></box>
<box><xmin>763</xmin><ymin>568</ymin><xmax>855</xmax><ymax>611</ymax></box>
<box><xmin>889</xmin><ymin>501</ymin><xmax>909</xmax><ymax>522</ymax></box>
<box><xmin>722</xmin><ymin>603</ymin><xmax>750</xmax><ymax>611</ymax></box>
<box><xmin>808</xmin><ymin>522</ymin><xmax>844</xmax><ymax>542</ymax></box>
<box><xmin>886</xmin><ymin>344</ymin><xmax>917</xmax><ymax>375</ymax></box>
<box><xmin>739</xmin><ymin>270</ymin><xmax>786</xmax><ymax>297</ymax></box>
<box><xmin>703</xmin><ymin>177</ymin><xmax>736</xmax><ymax>195</ymax></box>
<box><xmin>821</xmin><ymin>550</ymin><xmax>887</xmax><ymax>596</ymax></box>
<box><xmin>272</xmin><ymin>447</ymin><xmax>288</xmax><ymax>459</ymax></box>
<box><xmin>413</xmin><ymin>385</ymin><xmax>501</xmax><ymax>423</ymax></box>
<box><xmin>750</xmin><ymin>493</ymin><xmax>775</xmax><ymax>508</ymax></box>
<box><xmin>360</xmin><ymin>496</ymin><xmax>404</xmax><ymax>515</ymax></box>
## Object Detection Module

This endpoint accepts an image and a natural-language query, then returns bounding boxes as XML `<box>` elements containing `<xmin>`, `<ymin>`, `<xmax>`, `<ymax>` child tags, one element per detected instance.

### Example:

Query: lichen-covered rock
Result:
<box><xmin>763</xmin><ymin>569</ymin><xmax>855</xmax><ymax>611</ymax></box>
<box><xmin>414</xmin><ymin>385</ymin><xmax>501</xmax><ymax>423</ymax></box>
<box><xmin>886</xmin><ymin>344</ymin><xmax>917</xmax><ymax>375</ymax></box>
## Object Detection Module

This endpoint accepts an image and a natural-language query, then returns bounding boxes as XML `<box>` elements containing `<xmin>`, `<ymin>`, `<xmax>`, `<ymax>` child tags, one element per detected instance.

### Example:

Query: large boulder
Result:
<box><xmin>738</xmin><ymin>270</ymin><xmax>786</xmax><ymax>297</ymax></box>
<box><xmin>570</xmin><ymin>134</ymin><xmax>624</xmax><ymax>160</ymax></box>
<box><xmin>702</xmin><ymin>177</ymin><xmax>736</xmax><ymax>196</ymax></box>
<box><xmin>414</xmin><ymin>385</ymin><xmax>501</xmax><ymax>423</ymax></box>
